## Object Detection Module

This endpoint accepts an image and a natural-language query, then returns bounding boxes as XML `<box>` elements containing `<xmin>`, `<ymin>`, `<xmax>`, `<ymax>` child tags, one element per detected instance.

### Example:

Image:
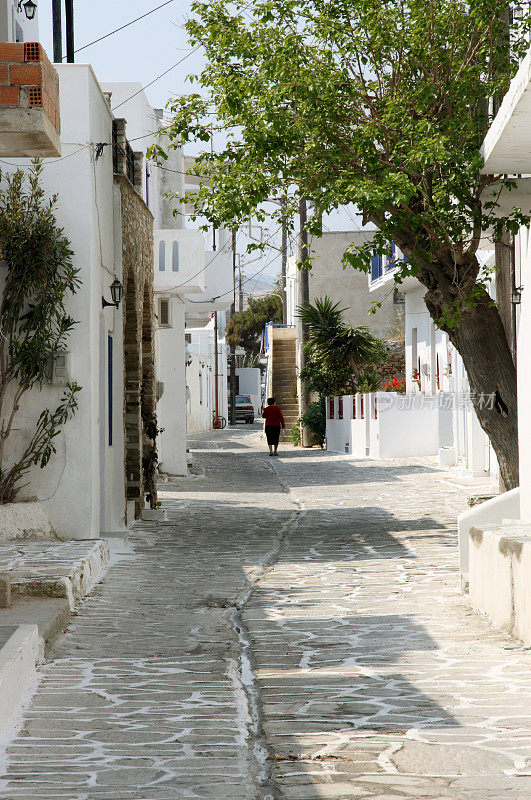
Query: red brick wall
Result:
<box><xmin>0</xmin><ymin>42</ymin><xmax>60</xmax><ymax>133</ymax></box>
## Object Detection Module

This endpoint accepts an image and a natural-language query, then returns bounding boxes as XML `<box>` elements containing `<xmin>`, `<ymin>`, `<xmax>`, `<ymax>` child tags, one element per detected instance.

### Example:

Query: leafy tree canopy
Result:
<box><xmin>226</xmin><ymin>289</ymin><xmax>282</xmax><ymax>354</ymax></box>
<box><xmin>155</xmin><ymin>0</ymin><xmax>531</xmax><ymax>489</ymax></box>
<box><xmin>157</xmin><ymin>0</ymin><xmax>530</xmax><ymax>317</ymax></box>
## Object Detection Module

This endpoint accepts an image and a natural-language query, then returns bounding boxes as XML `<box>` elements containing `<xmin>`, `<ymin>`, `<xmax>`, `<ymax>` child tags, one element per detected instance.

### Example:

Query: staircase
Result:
<box><xmin>271</xmin><ymin>332</ymin><xmax>299</xmax><ymax>432</ymax></box>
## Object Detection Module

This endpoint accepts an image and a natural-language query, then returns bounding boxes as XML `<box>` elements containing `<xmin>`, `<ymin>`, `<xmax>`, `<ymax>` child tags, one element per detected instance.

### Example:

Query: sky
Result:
<box><xmin>39</xmin><ymin>0</ymin><xmax>363</xmax><ymax>288</ymax></box>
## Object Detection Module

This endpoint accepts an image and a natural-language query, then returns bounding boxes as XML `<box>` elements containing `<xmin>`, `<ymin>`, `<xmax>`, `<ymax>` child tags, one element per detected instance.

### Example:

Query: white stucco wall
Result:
<box><xmin>403</xmin><ymin>285</ymin><xmax>496</xmax><ymax>479</ymax></box>
<box><xmin>0</xmin><ymin>64</ymin><xmax>126</xmax><ymax>538</ymax></box>
<box><xmin>186</xmin><ymin>320</ymin><xmax>228</xmax><ymax>433</ymax></box>
<box><xmin>156</xmin><ymin>298</ymin><xmax>187</xmax><ymax>476</ymax></box>
<box><xmin>286</xmin><ymin>231</ymin><xmax>403</xmax><ymax>339</ymax></box>
<box><xmin>101</xmin><ymin>82</ymin><xmax>186</xmax><ymax>230</ymax></box>
<box><xmin>236</xmin><ymin>368</ymin><xmax>261</xmax><ymax>414</ymax></box>
<box><xmin>517</xmin><ymin>226</ymin><xmax>531</xmax><ymax>519</ymax></box>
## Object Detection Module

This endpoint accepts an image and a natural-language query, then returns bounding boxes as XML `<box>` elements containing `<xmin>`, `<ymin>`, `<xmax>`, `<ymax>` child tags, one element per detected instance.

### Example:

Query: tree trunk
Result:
<box><xmin>426</xmin><ymin>293</ymin><xmax>518</xmax><ymax>490</ymax></box>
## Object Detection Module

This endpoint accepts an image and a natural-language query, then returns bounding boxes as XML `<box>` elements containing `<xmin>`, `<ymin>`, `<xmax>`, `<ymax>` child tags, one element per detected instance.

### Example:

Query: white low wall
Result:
<box><xmin>326</xmin><ymin>392</ymin><xmax>452</xmax><ymax>460</ymax></box>
<box><xmin>458</xmin><ymin>487</ymin><xmax>520</xmax><ymax>577</ymax></box>
<box><xmin>0</xmin><ymin>625</ymin><xmax>41</xmax><ymax>739</ymax></box>
<box><xmin>0</xmin><ymin>502</ymin><xmax>57</xmax><ymax>542</ymax></box>
<box><xmin>469</xmin><ymin>522</ymin><xmax>531</xmax><ymax>645</ymax></box>
<box><xmin>369</xmin><ymin>393</ymin><xmax>440</xmax><ymax>458</ymax></box>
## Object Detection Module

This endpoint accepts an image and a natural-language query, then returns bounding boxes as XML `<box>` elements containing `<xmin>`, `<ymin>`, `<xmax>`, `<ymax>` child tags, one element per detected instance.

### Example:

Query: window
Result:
<box><xmin>158</xmin><ymin>297</ymin><xmax>171</xmax><ymax>327</ymax></box>
<box><xmin>185</xmin><ymin>333</ymin><xmax>192</xmax><ymax>344</ymax></box>
<box><xmin>172</xmin><ymin>241</ymin><xmax>179</xmax><ymax>272</ymax></box>
<box><xmin>371</xmin><ymin>254</ymin><xmax>382</xmax><ymax>282</ymax></box>
<box><xmin>158</xmin><ymin>240</ymin><xmax>166</xmax><ymax>271</ymax></box>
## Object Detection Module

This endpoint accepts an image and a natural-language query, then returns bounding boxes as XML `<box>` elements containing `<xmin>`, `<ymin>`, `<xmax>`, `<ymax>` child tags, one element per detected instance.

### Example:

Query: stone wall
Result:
<box><xmin>114</xmin><ymin>173</ymin><xmax>155</xmax><ymax>518</ymax></box>
<box><xmin>379</xmin><ymin>338</ymin><xmax>406</xmax><ymax>385</ymax></box>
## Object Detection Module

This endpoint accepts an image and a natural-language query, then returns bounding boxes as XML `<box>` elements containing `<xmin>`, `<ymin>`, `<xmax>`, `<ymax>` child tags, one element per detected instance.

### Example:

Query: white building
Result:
<box><xmin>186</xmin><ymin>317</ymin><xmax>229</xmax><ymax>434</ymax></box>
<box><xmin>1</xmin><ymin>64</ymin><xmax>134</xmax><ymax>538</ymax></box>
<box><xmin>325</xmin><ymin>243</ymin><xmax>499</xmax><ymax>480</ymax></box>
<box><xmin>450</xmin><ymin>42</ymin><xmax>531</xmax><ymax>638</ymax></box>
<box><xmin>286</xmin><ymin>230</ymin><xmax>403</xmax><ymax>337</ymax></box>
<box><xmin>236</xmin><ymin>367</ymin><xmax>261</xmax><ymax>415</ymax></box>
<box><xmin>102</xmin><ymin>84</ymin><xmax>233</xmax><ymax>473</ymax></box>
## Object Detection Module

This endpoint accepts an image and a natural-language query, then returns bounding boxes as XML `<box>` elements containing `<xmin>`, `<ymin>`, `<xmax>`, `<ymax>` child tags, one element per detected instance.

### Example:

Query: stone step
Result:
<box><xmin>0</xmin><ymin>540</ymin><xmax>110</xmax><ymax>611</ymax></box>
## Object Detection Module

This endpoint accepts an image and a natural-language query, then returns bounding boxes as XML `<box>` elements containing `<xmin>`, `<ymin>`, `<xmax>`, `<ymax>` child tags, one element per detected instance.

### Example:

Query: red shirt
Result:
<box><xmin>262</xmin><ymin>404</ymin><xmax>285</xmax><ymax>428</ymax></box>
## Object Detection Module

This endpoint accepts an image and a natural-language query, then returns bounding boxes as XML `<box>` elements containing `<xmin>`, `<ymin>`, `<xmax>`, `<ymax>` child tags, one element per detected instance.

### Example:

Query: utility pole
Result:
<box><xmin>229</xmin><ymin>230</ymin><xmax>237</xmax><ymax>425</ymax></box>
<box><xmin>281</xmin><ymin>195</ymin><xmax>288</xmax><ymax>324</ymax></box>
<box><xmin>298</xmin><ymin>197</ymin><xmax>311</xmax><ymax>447</ymax></box>
<box><xmin>65</xmin><ymin>0</ymin><xmax>75</xmax><ymax>63</ymax></box>
<box><xmin>52</xmin><ymin>1</ymin><xmax>75</xmax><ymax>64</ymax></box>
<box><xmin>52</xmin><ymin>0</ymin><xmax>62</xmax><ymax>63</ymax></box>
<box><xmin>239</xmin><ymin>268</ymin><xmax>244</xmax><ymax>313</ymax></box>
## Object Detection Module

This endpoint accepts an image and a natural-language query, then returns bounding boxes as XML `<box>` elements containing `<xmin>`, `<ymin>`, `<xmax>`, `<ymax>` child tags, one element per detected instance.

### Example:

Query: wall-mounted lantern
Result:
<box><xmin>511</xmin><ymin>286</ymin><xmax>523</xmax><ymax>305</ymax></box>
<box><xmin>18</xmin><ymin>0</ymin><xmax>37</xmax><ymax>20</ymax></box>
<box><xmin>102</xmin><ymin>277</ymin><xmax>124</xmax><ymax>309</ymax></box>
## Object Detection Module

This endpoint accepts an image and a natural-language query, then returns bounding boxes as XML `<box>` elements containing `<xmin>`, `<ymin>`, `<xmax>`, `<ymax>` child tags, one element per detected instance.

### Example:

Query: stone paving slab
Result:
<box><xmin>244</xmin><ymin>444</ymin><xmax>531</xmax><ymax>798</ymax></box>
<box><xmin>2</xmin><ymin>426</ymin><xmax>531</xmax><ymax>799</ymax></box>
<box><xmin>0</xmin><ymin>540</ymin><xmax>109</xmax><ymax>609</ymax></box>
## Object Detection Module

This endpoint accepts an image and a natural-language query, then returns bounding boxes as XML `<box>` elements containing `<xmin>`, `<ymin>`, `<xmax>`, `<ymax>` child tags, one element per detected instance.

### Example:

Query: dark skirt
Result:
<box><xmin>265</xmin><ymin>425</ymin><xmax>281</xmax><ymax>446</ymax></box>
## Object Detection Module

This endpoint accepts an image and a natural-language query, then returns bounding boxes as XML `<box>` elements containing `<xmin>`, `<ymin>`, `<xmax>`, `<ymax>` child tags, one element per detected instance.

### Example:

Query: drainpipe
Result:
<box><xmin>510</xmin><ymin>234</ymin><xmax>518</xmax><ymax>365</ymax></box>
<box><xmin>229</xmin><ymin>230</ymin><xmax>237</xmax><ymax>425</ymax></box>
<box><xmin>213</xmin><ymin>311</ymin><xmax>219</xmax><ymax>427</ymax></box>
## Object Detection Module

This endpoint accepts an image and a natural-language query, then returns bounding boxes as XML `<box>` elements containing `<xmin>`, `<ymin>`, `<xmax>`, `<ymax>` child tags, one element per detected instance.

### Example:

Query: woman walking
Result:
<box><xmin>262</xmin><ymin>397</ymin><xmax>286</xmax><ymax>456</ymax></box>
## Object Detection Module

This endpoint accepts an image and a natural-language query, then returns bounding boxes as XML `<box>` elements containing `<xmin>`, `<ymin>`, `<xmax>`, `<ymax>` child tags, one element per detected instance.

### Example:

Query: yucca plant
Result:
<box><xmin>297</xmin><ymin>296</ymin><xmax>387</xmax><ymax>397</ymax></box>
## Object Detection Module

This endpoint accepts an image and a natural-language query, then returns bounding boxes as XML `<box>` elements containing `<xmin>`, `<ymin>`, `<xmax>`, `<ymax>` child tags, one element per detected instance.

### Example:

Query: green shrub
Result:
<box><xmin>301</xmin><ymin>399</ymin><xmax>326</xmax><ymax>449</ymax></box>
<box><xmin>289</xmin><ymin>420</ymin><xmax>301</xmax><ymax>446</ymax></box>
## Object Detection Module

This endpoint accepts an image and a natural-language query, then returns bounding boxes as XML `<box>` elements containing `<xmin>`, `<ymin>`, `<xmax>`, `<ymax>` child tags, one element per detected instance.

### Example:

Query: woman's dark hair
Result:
<box><xmin>267</xmin><ymin>397</ymin><xmax>276</xmax><ymax>405</ymax></box>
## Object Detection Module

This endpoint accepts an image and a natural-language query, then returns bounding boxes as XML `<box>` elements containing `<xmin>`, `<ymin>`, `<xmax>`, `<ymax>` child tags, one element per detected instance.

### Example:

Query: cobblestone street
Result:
<box><xmin>2</xmin><ymin>425</ymin><xmax>531</xmax><ymax>799</ymax></box>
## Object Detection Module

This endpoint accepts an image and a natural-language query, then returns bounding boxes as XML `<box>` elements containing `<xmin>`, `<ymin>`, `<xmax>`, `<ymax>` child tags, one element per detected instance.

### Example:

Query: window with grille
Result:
<box><xmin>158</xmin><ymin>298</ymin><xmax>171</xmax><ymax>327</ymax></box>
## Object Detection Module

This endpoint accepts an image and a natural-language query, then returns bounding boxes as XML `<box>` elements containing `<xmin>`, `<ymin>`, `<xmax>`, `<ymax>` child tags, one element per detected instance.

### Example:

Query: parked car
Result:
<box><xmin>234</xmin><ymin>395</ymin><xmax>255</xmax><ymax>423</ymax></box>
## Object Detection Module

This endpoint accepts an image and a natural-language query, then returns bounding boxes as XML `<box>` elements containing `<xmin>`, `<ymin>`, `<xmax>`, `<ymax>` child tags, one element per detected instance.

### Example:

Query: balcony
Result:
<box><xmin>481</xmin><ymin>43</ymin><xmax>531</xmax><ymax>176</ymax></box>
<box><xmin>0</xmin><ymin>42</ymin><xmax>60</xmax><ymax>158</ymax></box>
<box><xmin>154</xmin><ymin>229</ymin><xmax>206</xmax><ymax>295</ymax></box>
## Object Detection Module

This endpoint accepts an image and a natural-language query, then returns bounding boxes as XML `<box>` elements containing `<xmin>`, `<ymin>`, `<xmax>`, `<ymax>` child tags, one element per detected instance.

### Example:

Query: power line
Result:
<box><xmin>110</xmin><ymin>0</ymin><xmax>259</xmax><ymax>114</ymax></box>
<box><xmin>210</xmin><ymin>246</ymin><xmax>282</xmax><ymax>303</ymax></box>
<box><xmin>73</xmin><ymin>1</ymin><xmax>177</xmax><ymax>56</ymax></box>
<box><xmin>160</xmin><ymin>235</ymin><xmax>236</xmax><ymax>292</ymax></box>
<box><xmin>0</xmin><ymin>144</ymin><xmax>91</xmax><ymax>169</ymax></box>
<box><xmin>111</xmin><ymin>48</ymin><xmax>203</xmax><ymax>113</ymax></box>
